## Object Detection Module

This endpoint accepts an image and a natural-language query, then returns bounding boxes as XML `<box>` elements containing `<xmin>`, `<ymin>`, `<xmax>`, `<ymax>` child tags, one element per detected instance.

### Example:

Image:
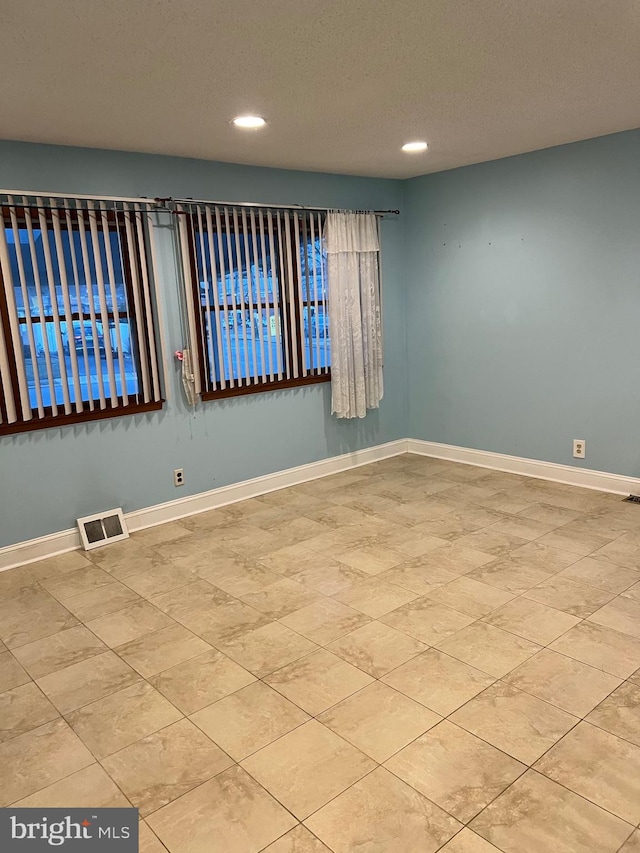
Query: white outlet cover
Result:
<box><xmin>573</xmin><ymin>439</ymin><xmax>586</xmax><ymax>458</ymax></box>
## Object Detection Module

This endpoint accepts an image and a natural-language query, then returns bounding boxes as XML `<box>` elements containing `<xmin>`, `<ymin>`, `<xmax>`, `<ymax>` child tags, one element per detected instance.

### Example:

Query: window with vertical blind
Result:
<box><xmin>178</xmin><ymin>204</ymin><xmax>330</xmax><ymax>399</ymax></box>
<box><xmin>0</xmin><ymin>195</ymin><xmax>164</xmax><ymax>434</ymax></box>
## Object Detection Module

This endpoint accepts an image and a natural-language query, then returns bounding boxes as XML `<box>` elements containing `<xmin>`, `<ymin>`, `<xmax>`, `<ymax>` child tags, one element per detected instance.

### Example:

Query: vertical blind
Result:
<box><xmin>178</xmin><ymin>204</ymin><xmax>330</xmax><ymax>399</ymax></box>
<box><xmin>0</xmin><ymin>194</ymin><xmax>163</xmax><ymax>432</ymax></box>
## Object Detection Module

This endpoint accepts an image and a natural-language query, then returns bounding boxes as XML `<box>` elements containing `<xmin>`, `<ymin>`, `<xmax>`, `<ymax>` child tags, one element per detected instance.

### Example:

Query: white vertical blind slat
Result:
<box><xmin>240</xmin><ymin>209</ymin><xmax>258</xmax><ymax>386</ymax></box>
<box><xmin>134</xmin><ymin>207</ymin><xmax>161</xmax><ymax>401</ymax></box>
<box><xmin>203</xmin><ymin>206</ymin><xmax>226</xmax><ymax>391</ymax></box>
<box><xmin>87</xmin><ymin>202</ymin><xmax>118</xmax><ymax>407</ymax></box>
<box><xmin>22</xmin><ymin>200</ymin><xmax>58</xmax><ymax>416</ymax></box>
<box><xmin>36</xmin><ymin>199</ymin><xmax>72</xmax><ymax>414</ymax></box>
<box><xmin>232</xmin><ymin>208</ymin><xmax>251</xmax><ymax>386</ymax></box>
<box><xmin>177</xmin><ymin>205</ymin><xmax>202</xmax><ymax>396</ymax></box>
<box><xmin>283</xmin><ymin>212</ymin><xmax>299</xmax><ymax>379</ymax></box>
<box><xmin>62</xmin><ymin>200</ymin><xmax>93</xmax><ymax>411</ymax></box>
<box><xmin>274</xmin><ymin>212</ymin><xmax>291</xmax><ymax>380</ymax></box>
<box><xmin>263</xmin><ymin>211</ymin><xmax>281</xmax><ymax>380</ymax></box>
<box><xmin>2</xmin><ymin>204</ymin><xmax>36</xmax><ymax>419</ymax></box>
<box><xmin>50</xmin><ymin>202</ymin><xmax>83</xmax><ymax>412</ymax></box>
<box><xmin>248</xmin><ymin>210</ymin><xmax>268</xmax><ymax>383</ymax></box>
<box><xmin>194</xmin><ymin>205</ymin><xmax>215</xmax><ymax>394</ymax></box>
<box><xmin>99</xmin><ymin>206</ymin><xmax>128</xmax><ymax>405</ymax></box>
<box><xmin>75</xmin><ymin>206</ymin><xmax>106</xmax><ymax>408</ymax></box>
<box><xmin>123</xmin><ymin>205</ymin><xmax>151</xmax><ymax>401</ymax></box>
<box><xmin>215</xmin><ymin>207</ymin><xmax>235</xmax><ymax>389</ymax></box>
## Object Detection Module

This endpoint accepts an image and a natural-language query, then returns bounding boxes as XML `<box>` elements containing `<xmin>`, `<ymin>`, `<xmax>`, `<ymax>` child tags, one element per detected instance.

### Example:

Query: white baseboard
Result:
<box><xmin>408</xmin><ymin>439</ymin><xmax>640</xmax><ymax>496</ymax></box>
<box><xmin>0</xmin><ymin>439</ymin><xmax>408</xmax><ymax>572</ymax></box>
<box><xmin>4</xmin><ymin>437</ymin><xmax>638</xmax><ymax>573</ymax></box>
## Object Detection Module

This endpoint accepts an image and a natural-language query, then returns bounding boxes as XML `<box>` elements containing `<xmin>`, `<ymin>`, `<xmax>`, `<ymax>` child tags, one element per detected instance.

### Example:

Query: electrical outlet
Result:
<box><xmin>174</xmin><ymin>468</ymin><xmax>185</xmax><ymax>487</ymax></box>
<box><xmin>573</xmin><ymin>440</ymin><xmax>586</xmax><ymax>459</ymax></box>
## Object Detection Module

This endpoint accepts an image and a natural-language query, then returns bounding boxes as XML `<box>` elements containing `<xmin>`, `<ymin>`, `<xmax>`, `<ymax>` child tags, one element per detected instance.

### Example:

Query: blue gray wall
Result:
<box><xmin>405</xmin><ymin>130</ymin><xmax>640</xmax><ymax>479</ymax></box>
<box><xmin>0</xmin><ymin>142</ymin><xmax>406</xmax><ymax>547</ymax></box>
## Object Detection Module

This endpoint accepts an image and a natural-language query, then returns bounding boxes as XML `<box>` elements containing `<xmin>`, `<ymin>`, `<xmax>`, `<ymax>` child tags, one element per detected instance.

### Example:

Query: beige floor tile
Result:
<box><xmin>318</xmin><ymin>681</ymin><xmax>440</xmax><ymax>762</ymax></box>
<box><xmin>217</xmin><ymin>621</ymin><xmax>318</xmax><ymax>677</ymax></box>
<box><xmin>622</xmin><ymin>580</ymin><xmax>640</xmax><ymax>601</ymax></box>
<box><xmin>13</xmin><ymin>763</ymin><xmax>130</xmax><ymax>807</ymax></box>
<box><xmin>523</xmin><ymin>576</ymin><xmax>615</xmax><ymax>617</ymax></box>
<box><xmin>139</xmin><ymin>822</ymin><xmax>169</xmax><ymax>853</ymax></box>
<box><xmin>279</xmin><ymin>598</ymin><xmax>370</xmax><ymax>645</ymax></box>
<box><xmin>450</xmin><ymin>681</ymin><xmax>578</xmax><ymax>764</ymax></box>
<box><xmin>534</xmin><ymin>721</ymin><xmax>640</xmax><ymax>824</ymax></box>
<box><xmin>40</xmin><ymin>565</ymin><xmax>114</xmax><ymax>601</ymax></box>
<box><xmin>557</xmin><ymin>557</ymin><xmax>640</xmax><ymax>593</ymax></box>
<box><xmin>288</xmin><ymin>559</ymin><xmax>371</xmax><ymax>595</ymax></box>
<box><xmin>132</xmin><ymin>521</ymin><xmax>193</xmax><ymax>548</ymax></box>
<box><xmin>382</xmin><ymin>528</ymin><xmax>449</xmax><ymax>559</ymax></box>
<box><xmin>385</xmin><ymin>719</ymin><xmax>525</xmax><ymax>822</ymax></box>
<box><xmin>190</xmin><ymin>681</ymin><xmax>309</xmax><ymax>760</ymax></box>
<box><xmin>149</xmin><ymin>649</ymin><xmax>256</xmax><ymax>714</ymax></box>
<box><xmin>89</xmin><ymin>539</ymin><xmax>169</xmax><ymax>579</ymax></box>
<box><xmin>200</xmin><ymin>558</ymin><xmax>283</xmax><ymax>597</ymax></box>
<box><xmin>0</xmin><ymin>583</ymin><xmax>65</xmax><ymax>622</ymax></box>
<box><xmin>305</xmin><ymin>766</ymin><xmax>461</xmax><ymax>853</ymax></box>
<box><xmin>86</xmin><ymin>601</ymin><xmax>174</xmax><ymax>647</ymax></box>
<box><xmin>123</xmin><ymin>562</ymin><xmax>200</xmax><ymax>599</ymax></box>
<box><xmin>382</xmin><ymin>648</ymin><xmax>495</xmax><ymax>715</ymax></box>
<box><xmin>257</xmin><ymin>542</ymin><xmax>325</xmax><ymax>575</ymax></box>
<box><xmin>28</xmin><ymin>551</ymin><xmax>94</xmax><ymax>581</ymax></box>
<box><xmin>241</xmin><ymin>719</ymin><xmax>375</xmax><ymax>819</ymax></box>
<box><xmin>261</xmin><ymin>826</ymin><xmax>331</xmax><ymax>852</ymax></box>
<box><xmin>147</xmin><ymin>765</ymin><xmax>297</xmax><ymax>853</ymax></box>
<box><xmin>0</xmin><ymin>651</ymin><xmax>30</xmax><ymax>692</ymax></box>
<box><xmin>415</xmin><ymin>542</ymin><xmax>496</xmax><ymax>576</ymax></box>
<box><xmin>507</xmin><ymin>540</ymin><xmax>580</xmax><ymax>571</ymax></box>
<box><xmin>411</xmin><ymin>509</ymin><xmax>503</xmax><ymax>541</ymax></box>
<box><xmin>456</xmin><ymin>528</ymin><xmax>529</xmax><ymax>557</ymax></box>
<box><xmin>36</xmin><ymin>650</ymin><xmax>140</xmax><ymax>713</ymax></box>
<box><xmin>326</xmin><ymin>621</ymin><xmax>426</xmax><ymax>678</ymax></box>
<box><xmin>489</xmin><ymin>515</ymin><xmax>559</xmax><ymax>541</ymax></box>
<box><xmin>0</xmin><ymin>718</ymin><xmax>93</xmax><ymax>805</ymax></box>
<box><xmin>12</xmin><ymin>625</ymin><xmax>106</xmax><ymax>679</ymax></box>
<box><xmin>536</xmin><ymin>529</ymin><xmax>614</xmax><ymax>557</ymax></box>
<box><xmin>0</xmin><ymin>599</ymin><xmax>79</xmax><ymax>649</ymax></box>
<box><xmin>379</xmin><ymin>561</ymin><xmax>458</xmax><ymax>595</ymax></box>
<box><xmin>470</xmin><ymin>770</ymin><xmax>632</xmax><ymax>853</ymax></box>
<box><xmin>150</xmin><ymin>579</ymin><xmax>234</xmax><ymax>621</ymax></box>
<box><xmin>426</xmin><ymin>576</ymin><xmax>514</xmax><ymax>617</ymax></box>
<box><xmin>619</xmin><ymin>832</ymin><xmax>640</xmax><ymax>853</ymax></box>
<box><xmin>0</xmin><ymin>682</ymin><xmax>59</xmax><ymax>742</ymax></box>
<box><xmin>437</xmin><ymin>622</ymin><xmax>541</xmax><ymax>678</ymax></box>
<box><xmin>115</xmin><ymin>624</ymin><xmax>211</xmax><ymax>677</ymax></box>
<box><xmin>63</xmin><ymin>581</ymin><xmax>142</xmax><ymax>622</ymax></box>
<box><xmin>549</xmin><ymin>621</ymin><xmax>640</xmax><ymax>679</ymax></box>
<box><xmin>380</xmin><ymin>598</ymin><xmax>476</xmax><ymax>645</ymax></box>
<box><xmin>333</xmin><ymin>543</ymin><xmax>410</xmax><ymax>574</ymax></box>
<box><xmin>586</xmin><ymin>681</ymin><xmax>640</xmax><ymax>747</ymax></box>
<box><xmin>482</xmin><ymin>597</ymin><xmax>580</xmax><ymax>645</ymax></box>
<box><xmin>439</xmin><ymin>828</ymin><xmax>502</xmax><ymax>852</ymax></box>
<box><xmin>67</xmin><ymin>681</ymin><xmax>182</xmax><ymax>758</ymax></box>
<box><xmin>590</xmin><ymin>534</ymin><xmax>640</xmax><ymax>570</ymax></box>
<box><xmin>264</xmin><ymin>649</ymin><xmax>373</xmax><ymax>715</ymax></box>
<box><xmin>588</xmin><ymin>595</ymin><xmax>640</xmax><ymax>639</ymax></box>
<box><xmin>333</xmin><ymin>578</ymin><xmax>418</xmax><ymax>617</ymax></box>
<box><xmin>466</xmin><ymin>559</ymin><xmax>553</xmax><ymax>595</ymax></box>
<box><xmin>504</xmin><ymin>648</ymin><xmax>622</xmax><ymax>716</ymax></box>
<box><xmin>102</xmin><ymin>718</ymin><xmax>232</xmax><ymax>816</ymax></box>
<box><xmin>241</xmin><ymin>578</ymin><xmax>321</xmax><ymax>619</ymax></box>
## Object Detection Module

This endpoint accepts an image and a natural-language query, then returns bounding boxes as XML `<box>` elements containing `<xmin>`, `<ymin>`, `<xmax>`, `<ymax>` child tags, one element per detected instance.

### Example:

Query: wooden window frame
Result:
<box><xmin>183</xmin><ymin>208</ymin><xmax>330</xmax><ymax>401</ymax></box>
<box><xmin>0</xmin><ymin>203</ymin><xmax>163</xmax><ymax>436</ymax></box>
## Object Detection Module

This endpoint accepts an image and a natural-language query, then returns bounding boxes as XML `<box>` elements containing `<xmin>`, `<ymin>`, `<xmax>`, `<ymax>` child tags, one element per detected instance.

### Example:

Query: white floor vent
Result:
<box><xmin>77</xmin><ymin>508</ymin><xmax>129</xmax><ymax>550</ymax></box>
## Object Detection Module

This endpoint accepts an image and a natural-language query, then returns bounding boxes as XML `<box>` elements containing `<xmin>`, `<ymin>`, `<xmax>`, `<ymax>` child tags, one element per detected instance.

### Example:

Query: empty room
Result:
<box><xmin>0</xmin><ymin>2</ymin><xmax>639</xmax><ymax>852</ymax></box>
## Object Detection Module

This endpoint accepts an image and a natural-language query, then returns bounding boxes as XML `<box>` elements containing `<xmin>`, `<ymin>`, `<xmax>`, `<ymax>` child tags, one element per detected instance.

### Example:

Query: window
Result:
<box><xmin>180</xmin><ymin>205</ymin><xmax>330</xmax><ymax>399</ymax></box>
<box><xmin>0</xmin><ymin>196</ymin><xmax>163</xmax><ymax>434</ymax></box>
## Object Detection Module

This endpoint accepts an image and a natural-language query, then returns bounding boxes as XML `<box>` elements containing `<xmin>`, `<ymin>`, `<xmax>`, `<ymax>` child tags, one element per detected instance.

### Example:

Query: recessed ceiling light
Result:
<box><xmin>232</xmin><ymin>115</ymin><xmax>266</xmax><ymax>129</ymax></box>
<box><xmin>402</xmin><ymin>141</ymin><xmax>428</xmax><ymax>153</ymax></box>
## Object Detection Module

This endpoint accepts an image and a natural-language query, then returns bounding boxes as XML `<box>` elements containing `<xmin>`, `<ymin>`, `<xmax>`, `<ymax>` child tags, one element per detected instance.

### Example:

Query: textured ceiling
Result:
<box><xmin>1</xmin><ymin>0</ymin><xmax>639</xmax><ymax>178</ymax></box>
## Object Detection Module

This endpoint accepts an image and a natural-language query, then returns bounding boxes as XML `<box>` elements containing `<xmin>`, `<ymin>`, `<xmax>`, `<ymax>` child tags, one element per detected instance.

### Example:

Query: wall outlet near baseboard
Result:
<box><xmin>174</xmin><ymin>468</ymin><xmax>185</xmax><ymax>487</ymax></box>
<box><xmin>573</xmin><ymin>439</ymin><xmax>586</xmax><ymax>459</ymax></box>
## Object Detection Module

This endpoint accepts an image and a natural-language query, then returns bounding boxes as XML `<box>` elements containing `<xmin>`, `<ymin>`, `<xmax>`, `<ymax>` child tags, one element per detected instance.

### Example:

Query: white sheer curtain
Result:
<box><xmin>325</xmin><ymin>211</ymin><xmax>383</xmax><ymax>419</ymax></box>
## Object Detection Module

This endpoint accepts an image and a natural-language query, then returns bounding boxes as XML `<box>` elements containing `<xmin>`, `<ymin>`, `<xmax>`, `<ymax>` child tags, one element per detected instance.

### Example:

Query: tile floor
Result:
<box><xmin>1</xmin><ymin>454</ymin><xmax>640</xmax><ymax>852</ymax></box>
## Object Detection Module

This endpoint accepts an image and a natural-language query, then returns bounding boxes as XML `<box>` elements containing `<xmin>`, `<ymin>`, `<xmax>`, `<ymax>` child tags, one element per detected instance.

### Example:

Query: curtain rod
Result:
<box><xmin>156</xmin><ymin>197</ymin><xmax>400</xmax><ymax>216</ymax></box>
<box><xmin>0</xmin><ymin>189</ymin><xmax>158</xmax><ymax>205</ymax></box>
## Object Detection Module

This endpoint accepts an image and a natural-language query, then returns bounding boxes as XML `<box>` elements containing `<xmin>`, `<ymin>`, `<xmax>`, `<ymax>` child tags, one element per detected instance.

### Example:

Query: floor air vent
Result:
<box><xmin>623</xmin><ymin>495</ymin><xmax>640</xmax><ymax>504</ymax></box>
<box><xmin>77</xmin><ymin>508</ymin><xmax>129</xmax><ymax>550</ymax></box>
